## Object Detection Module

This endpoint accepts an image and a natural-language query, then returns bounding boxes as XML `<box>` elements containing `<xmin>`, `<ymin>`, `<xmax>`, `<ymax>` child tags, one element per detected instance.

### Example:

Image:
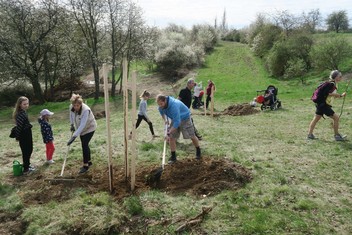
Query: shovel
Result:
<box><xmin>147</xmin><ymin>123</ymin><xmax>168</xmax><ymax>186</ymax></box>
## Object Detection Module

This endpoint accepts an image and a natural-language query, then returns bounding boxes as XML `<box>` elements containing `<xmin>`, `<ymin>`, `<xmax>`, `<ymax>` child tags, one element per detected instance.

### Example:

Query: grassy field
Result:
<box><xmin>1</xmin><ymin>40</ymin><xmax>352</xmax><ymax>234</ymax></box>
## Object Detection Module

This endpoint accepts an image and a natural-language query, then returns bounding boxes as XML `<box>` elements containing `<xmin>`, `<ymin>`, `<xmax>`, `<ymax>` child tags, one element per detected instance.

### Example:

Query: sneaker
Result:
<box><xmin>168</xmin><ymin>157</ymin><xmax>177</xmax><ymax>164</ymax></box>
<box><xmin>29</xmin><ymin>165</ymin><xmax>36</xmax><ymax>171</ymax></box>
<box><xmin>307</xmin><ymin>134</ymin><xmax>316</xmax><ymax>140</ymax></box>
<box><xmin>335</xmin><ymin>134</ymin><xmax>346</xmax><ymax>141</ymax></box>
<box><xmin>47</xmin><ymin>160</ymin><xmax>55</xmax><ymax>164</ymax></box>
<box><xmin>23</xmin><ymin>167</ymin><xmax>35</xmax><ymax>175</ymax></box>
<box><xmin>79</xmin><ymin>166</ymin><xmax>89</xmax><ymax>174</ymax></box>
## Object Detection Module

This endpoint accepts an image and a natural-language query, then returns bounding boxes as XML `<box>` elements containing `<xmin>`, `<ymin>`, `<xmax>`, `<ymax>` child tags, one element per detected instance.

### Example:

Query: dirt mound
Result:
<box><xmin>221</xmin><ymin>103</ymin><xmax>259</xmax><ymax>116</ymax></box>
<box><xmin>4</xmin><ymin>157</ymin><xmax>252</xmax><ymax>205</ymax></box>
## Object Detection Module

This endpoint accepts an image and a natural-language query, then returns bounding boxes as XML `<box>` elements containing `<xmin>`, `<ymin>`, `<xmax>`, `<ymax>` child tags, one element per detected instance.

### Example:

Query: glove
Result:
<box><xmin>70</xmin><ymin>124</ymin><xmax>75</xmax><ymax>132</ymax></box>
<box><xmin>67</xmin><ymin>136</ymin><xmax>76</xmax><ymax>146</ymax></box>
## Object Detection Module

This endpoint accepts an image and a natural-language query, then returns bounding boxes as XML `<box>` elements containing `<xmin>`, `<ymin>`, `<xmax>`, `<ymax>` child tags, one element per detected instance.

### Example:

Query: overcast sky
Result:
<box><xmin>135</xmin><ymin>0</ymin><xmax>352</xmax><ymax>29</ymax></box>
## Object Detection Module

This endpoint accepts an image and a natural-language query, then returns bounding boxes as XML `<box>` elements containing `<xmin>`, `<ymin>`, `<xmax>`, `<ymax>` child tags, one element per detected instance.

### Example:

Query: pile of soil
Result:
<box><xmin>4</xmin><ymin>156</ymin><xmax>252</xmax><ymax>205</ymax></box>
<box><xmin>221</xmin><ymin>103</ymin><xmax>259</xmax><ymax>116</ymax></box>
<box><xmin>1</xmin><ymin>156</ymin><xmax>252</xmax><ymax>234</ymax></box>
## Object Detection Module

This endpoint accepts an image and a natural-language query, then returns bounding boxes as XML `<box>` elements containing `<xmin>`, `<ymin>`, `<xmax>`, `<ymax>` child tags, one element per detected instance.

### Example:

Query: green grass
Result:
<box><xmin>1</xmin><ymin>40</ymin><xmax>352</xmax><ymax>234</ymax></box>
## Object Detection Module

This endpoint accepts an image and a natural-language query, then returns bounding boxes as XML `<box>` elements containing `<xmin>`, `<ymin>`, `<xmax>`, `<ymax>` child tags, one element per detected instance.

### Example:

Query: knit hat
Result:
<box><xmin>40</xmin><ymin>109</ymin><xmax>54</xmax><ymax>117</ymax></box>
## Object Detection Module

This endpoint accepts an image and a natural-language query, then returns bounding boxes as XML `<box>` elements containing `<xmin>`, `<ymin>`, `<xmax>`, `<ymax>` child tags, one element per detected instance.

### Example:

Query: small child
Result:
<box><xmin>38</xmin><ymin>109</ymin><xmax>55</xmax><ymax>164</ymax></box>
<box><xmin>129</xmin><ymin>90</ymin><xmax>157</xmax><ymax>139</ymax></box>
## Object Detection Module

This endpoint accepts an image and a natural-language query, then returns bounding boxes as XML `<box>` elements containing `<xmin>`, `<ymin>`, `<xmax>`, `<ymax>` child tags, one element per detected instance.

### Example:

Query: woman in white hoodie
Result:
<box><xmin>67</xmin><ymin>94</ymin><xmax>97</xmax><ymax>174</ymax></box>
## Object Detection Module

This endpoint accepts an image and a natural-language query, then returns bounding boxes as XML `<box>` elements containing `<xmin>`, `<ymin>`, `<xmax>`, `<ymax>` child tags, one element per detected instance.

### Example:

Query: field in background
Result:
<box><xmin>1</xmin><ymin>41</ymin><xmax>352</xmax><ymax>234</ymax></box>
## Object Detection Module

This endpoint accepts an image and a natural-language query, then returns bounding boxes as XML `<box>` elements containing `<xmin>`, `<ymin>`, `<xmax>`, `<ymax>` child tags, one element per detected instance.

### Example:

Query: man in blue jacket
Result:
<box><xmin>157</xmin><ymin>94</ymin><xmax>201</xmax><ymax>163</ymax></box>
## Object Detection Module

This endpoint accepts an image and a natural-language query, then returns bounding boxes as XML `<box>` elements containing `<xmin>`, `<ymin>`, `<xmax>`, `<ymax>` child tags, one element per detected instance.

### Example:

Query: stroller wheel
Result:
<box><xmin>260</xmin><ymin>104</ymin><xmax>265</xmax><ymax>110</ymax></box>
<box><xmin>277</xmin><ymin>101</ymin><xmax>282</xmax><ymax>108</ymax></box>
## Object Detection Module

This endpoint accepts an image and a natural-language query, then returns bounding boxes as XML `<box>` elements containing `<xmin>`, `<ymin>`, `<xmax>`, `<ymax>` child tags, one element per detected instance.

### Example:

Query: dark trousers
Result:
<box><xmin>19</xmin><ymin>128</ymin><xmax>33</xmax><ymax>171</ymax></box>
<box><xmin>135</xmin><ymin>115</ymin><xmax>155</xmax><ymax>135</ymax></box>
<box><xmin>206</xmin><ymin>95</ymin><xmax>211</xmax><ymax>108</ymax></box>
<box><xmin>80</xmin><ymin>131</ymin><xmax>95</xmax><ymax>164</ymax></box>
<box><xmin>192</xmin><ymin>96</ymin><xmax>202</xmax><ymax>109</ymax></box>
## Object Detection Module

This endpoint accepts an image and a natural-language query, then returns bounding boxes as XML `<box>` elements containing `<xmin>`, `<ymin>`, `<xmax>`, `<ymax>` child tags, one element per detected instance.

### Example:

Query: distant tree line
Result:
<box><xmin>221</xmin><ymin>9</ymin><xmax>352</xmax><ymax>81</ymax></box>
<box><xmin>0</xmin><ymin>0</ymin><xmax>218</xmax><ymax>105</ymax></box>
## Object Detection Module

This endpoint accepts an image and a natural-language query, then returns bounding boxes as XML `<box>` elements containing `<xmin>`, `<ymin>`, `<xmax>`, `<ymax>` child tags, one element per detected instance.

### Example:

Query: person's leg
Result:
<box><xmin>331</xmin><ymin>113</ymin><xmax>340</xmax><ymax>135</ymax></box>
<box><xmin>20</xmin><ymin>128</ymin><xmax>33</xmax><ymax>171</ymax></box>
<box><xmin>308</xmin><ymin>114</ymin><xmax>322</xmax><ymax>135</ymax></box>
<box><xmin>80</xmin><ymin>131</ymin><xmax>95</xmax><ymax>165</ymax></box>
<box><xmin>192</xmin><ymin>97</ymin><xmax>198</xmax><ymax>109</ymax></box>
<box><xmin>135</xmin><ymin>115</ymin><xmax>143</xmax><ymax>129</ymax></box>
<box><xmin>168</xmin><ymin>137</ymin><xmax>177</xmax><ymax>162</ymax></box>
<box><xmin>140</xmin><ymin>115</ymin><xmax>155</xmax><ymax>136</ymax></box>
<box><xmin>46</xmin><ymin>141</ymin><xmax>55</xmax><ymax>161</ymax></box>
<box><xmin>206</xmin><ymin>95</ymin><xmax>211</xmax><ymax>108</ymax></box>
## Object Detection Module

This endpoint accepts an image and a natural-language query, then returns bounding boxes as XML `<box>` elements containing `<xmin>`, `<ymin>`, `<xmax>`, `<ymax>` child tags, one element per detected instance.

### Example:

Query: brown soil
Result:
<box><xmin>195</xmin><ymin>103</ymin><xmax>259</xmax><ymax>117</ymax></box>
<box><xmin>1</xmin><ymin>156</ymin><xmax>252</xmax><ymax>234</ymax></box>
<box><xmin>220</xmin><ymin>103</ymin><xmax>259</xmax><ymax>116</ymax></box>
<box><xmin>4</xmin><ymin>156</ymin><xmax>252</xmax><ymax>204</ymax></box>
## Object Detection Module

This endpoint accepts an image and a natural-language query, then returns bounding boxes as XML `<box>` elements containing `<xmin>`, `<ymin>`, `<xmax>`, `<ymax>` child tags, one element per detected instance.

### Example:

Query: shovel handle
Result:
<box><xmin>60</xmin><ymin>132</ymin><xmax>73</xmax><ymax>177</ymax></box>
<box><xmin>161</xmin><ymin>123</ymin><xmax>168</xmax><ymax>169</ymax></box>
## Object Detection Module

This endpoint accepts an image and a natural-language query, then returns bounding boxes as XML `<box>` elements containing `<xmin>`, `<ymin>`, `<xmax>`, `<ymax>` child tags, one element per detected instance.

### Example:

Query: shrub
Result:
<box><xmin>310</xmin><ymin>36</ymin><xmax>352</xmax><ymax>71</ymax></box>
<box><xmin>0</xmin><ymin>82</ymin><xmax>35</xmax><ymax>107</ymax></box>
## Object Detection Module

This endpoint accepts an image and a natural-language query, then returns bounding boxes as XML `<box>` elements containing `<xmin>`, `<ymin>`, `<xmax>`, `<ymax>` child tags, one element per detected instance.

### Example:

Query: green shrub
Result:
<box><xmin>0</xmin><ymin>82</ymin><xmax>34</xmax><ymax>107</ymax></box>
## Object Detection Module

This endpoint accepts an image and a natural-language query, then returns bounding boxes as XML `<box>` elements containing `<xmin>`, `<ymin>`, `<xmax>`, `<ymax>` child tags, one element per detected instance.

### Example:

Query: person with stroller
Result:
<box><xmin>13</xmin><ymin>96</ymin><xmax>35</xmax><ymax>174</ymax></box>
<box><xmin>205</xmin><ymin>80</ymin><xmax>216</xmax><ymax>109</ymax></box>
<box><xmin>307</xmin><ymin>70</ymin><xmax>346</xmax><ymax>141</ymax></box>
<box><xmin>192</xmin><ymin>81</ymin><xmax>203</xmax><ymax>109</ymax></box>
<box><xmin>178</xmin><ymin>78</ymin><xmax>202</xmax><ymax>140</ymax></box>
<box><xmin>67</xmin><ymin>94</ymin><xmax>97</xmax><ymax>173</ymax></box>
<box><xmin>157</xmin><ymin>94</ymin><xmax>201</xmax><ymax>164</ymax></box>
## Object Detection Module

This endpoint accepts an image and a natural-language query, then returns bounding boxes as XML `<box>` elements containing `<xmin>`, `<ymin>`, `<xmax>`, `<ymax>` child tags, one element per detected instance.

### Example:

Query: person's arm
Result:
<box><xmin>327</xmin><ymin>83</ymin><xmax>346</xmax><ymax>98</ymax></box>
<box><xmin>72</xmin><ymin>110</ymin><xmax>89</xmax><ymax>137</ymax></box>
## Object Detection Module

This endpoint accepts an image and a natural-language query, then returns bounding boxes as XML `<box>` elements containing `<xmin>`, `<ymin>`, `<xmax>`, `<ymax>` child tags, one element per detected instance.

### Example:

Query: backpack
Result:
<box><xmin>311</xmin><ymin>81</ymin><xmax>336</xmax><ymax>103</ymax></box>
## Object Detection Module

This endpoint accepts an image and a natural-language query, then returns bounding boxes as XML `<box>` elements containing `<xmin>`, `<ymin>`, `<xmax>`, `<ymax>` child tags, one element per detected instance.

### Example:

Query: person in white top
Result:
<box><xmin>192</xmin><ymin>81</ymin><xmax>203</xmax><ymax>109</ymax></box>
<box><xmin>67</xmin><ymin>94</ymin><xmax>97</xmax><ymax>174</ymax></box>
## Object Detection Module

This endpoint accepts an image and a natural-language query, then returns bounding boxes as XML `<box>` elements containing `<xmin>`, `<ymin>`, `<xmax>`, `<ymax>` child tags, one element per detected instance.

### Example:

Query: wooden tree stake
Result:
<box><xmin>102</xmin><ymin>63</ymin><xmax>113</xmax><ymax>192</ymax></box>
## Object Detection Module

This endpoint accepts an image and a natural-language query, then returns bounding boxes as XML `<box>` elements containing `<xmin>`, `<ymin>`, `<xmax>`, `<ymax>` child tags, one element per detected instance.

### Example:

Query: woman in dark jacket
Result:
<box><xmin>13</xmin><ymin>96</ymin><xmax>34</xmax><ymax>174</ymax></box>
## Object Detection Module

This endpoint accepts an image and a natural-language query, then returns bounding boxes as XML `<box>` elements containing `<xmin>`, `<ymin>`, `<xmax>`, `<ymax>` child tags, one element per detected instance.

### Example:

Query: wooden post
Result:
<box><xmin>130</xmin><ymin>71</ymin><xmax>137</xmax><ymax>191</ymax></box>
<box><xmin>103</xmin><ymin>63</ymin><xmax>114</xmax><ymax>192</ymax></box>
<box><xmin>211</xmin><ymin>85</ymin><xmax>215</xmax><ymax>117</ymax></box>
<box><xmin>204</xmin><ymin>91</ymin><xmax>207</xmax><ymax>116</ymax></box>
<box><xmin>123</xmin><ymin>58</ymin><xmax>129</xmax><ymax>179</ymax></box>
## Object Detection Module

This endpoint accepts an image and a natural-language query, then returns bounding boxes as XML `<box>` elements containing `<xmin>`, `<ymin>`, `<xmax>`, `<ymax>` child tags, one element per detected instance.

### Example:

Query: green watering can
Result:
<box><xmin>13</xmin><ymin>160</ymin><xmax>23</xmax><ymax>176</ymax></box>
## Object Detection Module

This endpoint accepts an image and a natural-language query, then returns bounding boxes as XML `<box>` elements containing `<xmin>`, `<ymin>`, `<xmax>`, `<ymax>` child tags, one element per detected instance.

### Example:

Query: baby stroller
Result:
<box><xmin>256</xmin><ymin>85</ymin><xmax>282</xmax><ymax>110</ymax></box>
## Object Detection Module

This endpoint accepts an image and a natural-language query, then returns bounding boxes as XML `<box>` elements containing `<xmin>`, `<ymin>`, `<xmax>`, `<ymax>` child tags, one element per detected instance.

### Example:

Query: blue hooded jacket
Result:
<box><xmin>158</xmin><ymin>96</ymin><xmax>190</xmax><ymax>128</ymax></box>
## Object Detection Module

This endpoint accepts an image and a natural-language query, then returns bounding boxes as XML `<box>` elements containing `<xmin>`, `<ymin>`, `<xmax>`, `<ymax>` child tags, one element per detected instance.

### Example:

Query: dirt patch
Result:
<box><xmin>221</xmin><ymin>103</ymin><xmax>259</xmax><ymax>116</ymax></box>
<box><xmin>4</xmin><ymin>157</ymin><xmax>252</xmax><ymax>205</ymax></box>
<box><xmin>196</xmin><ymin>103</ymin><xmax>259</xmax><ymax>117</ymax></box>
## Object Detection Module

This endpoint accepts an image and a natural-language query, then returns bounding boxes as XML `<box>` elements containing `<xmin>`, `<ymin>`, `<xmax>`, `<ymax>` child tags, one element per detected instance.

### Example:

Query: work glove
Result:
<box><xmin>70</xmin><ymin>124</ymin><xmax>75</xmax><ymax>132</ymax></box>
<box><xmin>67</xmin><ymin>136</ymin><xmax>76</xmax><ymax>146</ymax></box>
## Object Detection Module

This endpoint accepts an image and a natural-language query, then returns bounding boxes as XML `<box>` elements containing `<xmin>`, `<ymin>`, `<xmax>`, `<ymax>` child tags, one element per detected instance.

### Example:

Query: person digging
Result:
<box><xmin>156</xmin><ymin>94</ymin><xmax>201</xmax><ymax>163</ymax></box>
